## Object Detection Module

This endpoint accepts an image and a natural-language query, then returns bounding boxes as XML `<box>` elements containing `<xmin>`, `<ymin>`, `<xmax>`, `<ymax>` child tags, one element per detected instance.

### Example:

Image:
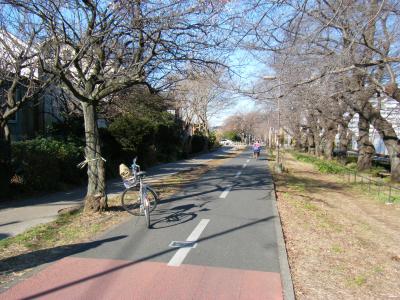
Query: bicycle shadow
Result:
<box><xmin>150</xmin><ymin>201</ymin><xmax>211</xmax><ymax>229</ymax></box>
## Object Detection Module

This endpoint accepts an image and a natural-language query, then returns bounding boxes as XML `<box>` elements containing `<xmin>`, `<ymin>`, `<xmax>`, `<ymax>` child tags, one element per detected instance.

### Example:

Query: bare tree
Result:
<box><xmin>0</xmin><ymin>5</ymin><xmax>55</xmax><ymax>195</ymax></box>
<box><xmin>247</xmin><ymin>0</ymin><xmax>400</xmax><ymax>180</ymax></box>
<box><xmin>173</xmin><ymin>68</ymin><xmax>230</xmax><ymax>139</ymax></box>
<box><xmin>5</xmin><ymin>0</ymin><xmax>232</xmax><ymax>210</ymax></box>
<box><xmin>221</xmin><ymin>110</ymin><xmax>272</xmax><ymax>144</ymax></box>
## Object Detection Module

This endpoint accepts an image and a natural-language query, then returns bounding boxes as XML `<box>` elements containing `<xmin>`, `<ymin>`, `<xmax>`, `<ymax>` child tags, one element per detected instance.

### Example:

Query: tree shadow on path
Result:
<box><xmin>0</xmin><ymin>236</ymin><xmax>127</xmax><ymax>275</ymax></box>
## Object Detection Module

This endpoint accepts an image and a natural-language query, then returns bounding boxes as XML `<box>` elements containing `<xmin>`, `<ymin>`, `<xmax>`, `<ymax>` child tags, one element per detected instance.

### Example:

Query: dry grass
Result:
<box><xmin>0</xmin><ymin>149</ymin><xmax>240</xmax><ymax>288</ymax></box>
<box><xmin>272</xmin><ymin>153</ymin><xmax>400</xmax><ymax>299</ymax></box>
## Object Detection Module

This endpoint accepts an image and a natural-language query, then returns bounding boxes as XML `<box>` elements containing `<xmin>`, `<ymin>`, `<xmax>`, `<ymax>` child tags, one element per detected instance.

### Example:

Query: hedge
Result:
<box><xmin>12</xmin><ymin>138</ymin><xmax>85</xmax><ymax>191</ymax></box>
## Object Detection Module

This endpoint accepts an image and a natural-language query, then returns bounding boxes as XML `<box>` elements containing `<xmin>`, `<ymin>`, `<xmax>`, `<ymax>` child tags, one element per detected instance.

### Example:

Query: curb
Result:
<box><xmin>269</xmin><ymin>174</ymin><xmax>296</xmax><ymax>300</ymax></box>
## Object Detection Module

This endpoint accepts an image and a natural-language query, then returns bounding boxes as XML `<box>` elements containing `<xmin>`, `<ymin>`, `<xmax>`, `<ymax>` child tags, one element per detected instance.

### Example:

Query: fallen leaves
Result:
<box><xmin>272</xmin><ymin>153</ymin><xmax>400</xmax><ymax>299</ymax></box>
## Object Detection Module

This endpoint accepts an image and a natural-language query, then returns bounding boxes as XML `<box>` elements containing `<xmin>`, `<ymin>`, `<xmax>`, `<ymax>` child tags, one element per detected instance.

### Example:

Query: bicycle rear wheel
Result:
<box><xmin>145</xmin><ymin>186</ymin><xmax>158</xmax><ymax>213</ymax></box>
<box><xmin>121</xmin><ymin>186</ymin><xmax>141</xmax><ymax>215</ymax></box>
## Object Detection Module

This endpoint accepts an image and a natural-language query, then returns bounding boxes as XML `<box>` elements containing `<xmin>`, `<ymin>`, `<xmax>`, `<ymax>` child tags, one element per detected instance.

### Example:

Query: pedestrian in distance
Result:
<box><xmin>253</xmin><ymin>140</ymin><xmax>261</xmax><ymax>159</ymax></box>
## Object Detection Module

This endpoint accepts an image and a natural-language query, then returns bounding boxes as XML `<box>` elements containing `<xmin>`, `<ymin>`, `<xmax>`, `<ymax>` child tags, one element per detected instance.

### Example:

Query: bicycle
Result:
<box><xmin>120</xmin><ymin>157</ymin><xmax>158</xmax><ymax>228</ymax></box>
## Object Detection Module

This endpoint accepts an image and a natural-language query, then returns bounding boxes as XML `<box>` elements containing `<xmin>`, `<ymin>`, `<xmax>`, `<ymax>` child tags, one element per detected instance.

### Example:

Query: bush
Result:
<box><xmin>345</xmin><ymin>156</ymin><xmax>358</xmax><ymax>164</ymax></box>
<box><xmin>99</xmin><ymin>128</ymin><xmax>130</xmax><ymax>178</ymax></box>
<box><xmin>294</xmin><ymin>153</ymin><xmax>348</xmax><ymax>174</ymax></box>
<box><xmin>108</xmin><ymin>112</ymin><xmax>183</xmax><ymax>167</ymax></box>
<box><xmin>345</xmin><ymin>162</ymin><xmax>357</xmax><ymax>170</ymax></box>
<box><xmin>47</xmin><ymin>115</ymin><xmax>85</xmax><ymax>144</ymax></box>
<box><xmin>12</xmin><ymin>138</ymin><xmax>85</xmax><ymax>191</ymax></box>
<box><xmin>153</xmin><ymin>113</ymin><xmax>183</xmax><ymax>162</ymax></box>
<box><xmin>222</xmin><ymin>131</ymin><xmax>241</xmax><ymax>142</ymax></box>
<box><xmin>208</xmin><ymin>131</ymin><xmax>218</xmax><ymax>150</ymax></box>
<box><xmin>191</xmin><ymin>134</ymin><xmax>207</xmax><ymax>153</ymax></box>
<box><xmin>369</xmin><ymin>166</ymin><xmax>387</xmax><ymax>177</ymax></box>
<box><xmin>315</xmin><ymin>160</ymin><xmax>348</xmax><ymax>174</ymax></box>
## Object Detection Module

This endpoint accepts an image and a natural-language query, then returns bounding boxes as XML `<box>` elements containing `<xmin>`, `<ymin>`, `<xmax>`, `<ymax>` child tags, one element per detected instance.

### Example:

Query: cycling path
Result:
<box><xmin>0</xmin><ymin>148</ymin><xmax>234</xmax><ymax>239</ymax></box>
<box><xmin>0</xmin><ymin>149</ymin><xmax>294</xmax><ymax>299</ymax></box>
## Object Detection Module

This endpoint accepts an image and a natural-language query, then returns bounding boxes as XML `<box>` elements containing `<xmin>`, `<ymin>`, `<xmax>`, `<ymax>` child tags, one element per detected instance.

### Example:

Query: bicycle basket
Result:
<box><xmin>123</xmin><ymin>176</ymin><xmax>137</xmax><ymax>188</ymax></box>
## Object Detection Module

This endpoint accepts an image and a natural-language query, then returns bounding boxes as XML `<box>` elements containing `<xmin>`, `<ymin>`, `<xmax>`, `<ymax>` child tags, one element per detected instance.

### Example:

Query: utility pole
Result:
<box><xmin>263</xmin><ymin>75</ymin><xmax>283</xmax><ymax>172</ymax></box>
<box><xmin>277</xmin><ymin>78</ymin><xmax>281</xmax><ymax>171</ymax></box>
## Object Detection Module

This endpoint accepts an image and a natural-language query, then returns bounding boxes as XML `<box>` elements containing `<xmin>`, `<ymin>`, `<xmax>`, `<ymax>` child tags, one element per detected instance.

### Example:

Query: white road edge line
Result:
<box><xmin>168</xmin><ymin>219</ymin><xmax>210</xmax><ymax>267</ymax></box>
<box><xmin>219</xmin><ymin>186</ymin><xmax>232</xmax><ymax>199</ymax></box>
<box><xmin>235</xmin><ymin>171</ymin><xmax>242</xmax><ymax>178</ymax></box>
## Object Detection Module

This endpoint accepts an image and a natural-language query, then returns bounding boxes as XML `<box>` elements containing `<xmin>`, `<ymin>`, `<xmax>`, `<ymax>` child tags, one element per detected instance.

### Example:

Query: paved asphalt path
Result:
<box><xmin>0</xmin><ymin>148</ymin><xmax>232</xmax><ymax>239</ymax></box>
<box><xmin>1</xmin><ymin>149</ymin><xmax>293</xmax><ymax>299</ymax></box>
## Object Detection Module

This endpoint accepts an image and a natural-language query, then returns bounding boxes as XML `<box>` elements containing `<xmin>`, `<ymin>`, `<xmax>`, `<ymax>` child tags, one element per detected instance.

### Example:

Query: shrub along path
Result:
<box><xmin>273</xmin><ymin>153</ymin><xmax>400</xmax><ymax>299</ymax></box>
<box><xmin>0</xmin><ymin>147</ymin><xmax>235</xmax><ymax>239</ymax></box>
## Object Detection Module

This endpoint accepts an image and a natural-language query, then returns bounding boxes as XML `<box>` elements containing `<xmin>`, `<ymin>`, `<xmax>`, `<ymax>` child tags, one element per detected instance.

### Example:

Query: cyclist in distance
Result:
<box><xmin>253</xmin><ymin>140</ymin><xmax>261</xmax><ymax>159</ymax></box>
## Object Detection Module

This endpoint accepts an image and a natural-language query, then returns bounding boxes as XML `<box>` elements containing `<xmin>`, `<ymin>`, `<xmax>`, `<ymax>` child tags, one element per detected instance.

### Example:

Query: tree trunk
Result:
<box><xmin>338</xmin><ymin>125</ymin><xmax>350</xmax><ymax>152</ymax></box>
<box><xmin>81</xmin><ymin>102</ymin><xmax>107</xmax><ymax>212</ymax></box>
<box><xmin>268</xmin><ymin>128</ymin><xmax>275</xmax><ymax>149</ymax></box>
<box><xmin>293</xmin><ymin>128</ymin><xmax>303</xmax><ymax>151</ymax></box>
<box><xmin>352</xmin><ymin>95</ymin><xmax>400</xmax><ymax>180</ymax></box>
<box><xmin>313</xmin><ymin>131</ymin><xmax>322</xmax><ymax>156</ymax></box>
<box><xmin>368</xmin><ymin>109</ymin><xmax>400</xmax><ymax>181</ymax></box>
<box><xmin>324</xmin><ymin>136</ymin><xmax>335</xmax><ymax>160</ymax></box>
<box><xmin>384</xmin><ymin>139</ymin><xmax>400</xmax><ymax>182</ymax></box>
<box><xmin>0</xmin><ymin>123</ymin><xmax>12</xmax><ymax>197</ymax></box>
<box><xmin>306</xmin><ymin>130</ymin><xmax>315</xmax><ymax>154</ymax></box>
<box><xmin>323</xmin><ymin>122</ymin><xmax>337</xmax><ymax>160</ymax></box>
<box><xmin>338</xmin><ymin>125</ymin><xmax>351</xmax><ymax>164</ymax></box>
<box><xmin>357</xmin><ymin>115</ymin><xmax>375</xmax><ymax>171</ymax></box>
<box><xmin>294</xmin><ymin>134</ymin><xmax>302</xmax><ymax>151</ymax></box>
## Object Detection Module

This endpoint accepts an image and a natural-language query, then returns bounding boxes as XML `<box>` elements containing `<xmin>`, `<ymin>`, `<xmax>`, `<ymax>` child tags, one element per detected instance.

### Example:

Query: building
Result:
<box><xmin>345</xmin><ymin>97</ymin><xmax>400</xmax><ymax>155</ymax></box>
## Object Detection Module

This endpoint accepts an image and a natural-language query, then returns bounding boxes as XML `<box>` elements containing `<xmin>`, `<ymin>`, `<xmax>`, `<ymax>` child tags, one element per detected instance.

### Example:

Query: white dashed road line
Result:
<box><xmin>219</xmin><ymin>186</ymin><xmax>232</xmax><ymax>198</ymax></box>
<box><xmin>235</xmin><ymin>171</ymin><xmax>242</xmax><ymax>178</ymax></box>
<box><xmin>246</xmin><ymin>159</ymin><xmax>250</xmax><ymax>163</ymax></box>
<box><xmin>168</xmin><ymin>219</ymin><xmax>210</xmax><ymax>267</ymax></box>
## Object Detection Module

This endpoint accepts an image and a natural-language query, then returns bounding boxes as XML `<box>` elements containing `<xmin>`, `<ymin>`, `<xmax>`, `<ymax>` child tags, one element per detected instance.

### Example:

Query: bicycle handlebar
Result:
<box><xmin>131</xmin><ymin>157</ymin><xmax>140</xmax><ymax>173</ymax></box>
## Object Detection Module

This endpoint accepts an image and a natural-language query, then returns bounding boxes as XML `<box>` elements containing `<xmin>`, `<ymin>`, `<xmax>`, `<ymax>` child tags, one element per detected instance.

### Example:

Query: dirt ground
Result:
<box><xmin>273</xmin><ymin>154</ymin><xmax>400</xmax><ymax>300</ymax></box>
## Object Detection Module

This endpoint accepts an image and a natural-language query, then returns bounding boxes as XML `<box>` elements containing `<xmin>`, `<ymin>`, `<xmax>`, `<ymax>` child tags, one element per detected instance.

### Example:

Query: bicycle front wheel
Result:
<box><xmin>121</xmin><ymin>186</ymin><xmax>141</xmax><ymax>215</ymax></box>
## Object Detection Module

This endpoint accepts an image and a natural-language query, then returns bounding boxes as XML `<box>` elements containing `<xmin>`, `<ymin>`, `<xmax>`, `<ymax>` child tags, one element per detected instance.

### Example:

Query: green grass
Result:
<box><xmin>331</xmin><ymin>245</ymin><xmax>343</xmax><ymax>254</ymax></box>
<box><xmin>368</xmin><ymin>166</ymin><xmax>388</xmax><ymax>177</ymax></box>
<box><xmin>292</xmin><ymin>152</ymin><xmax>400</xmax><ymax>203</ymax></box>
<box><xmin>353</xmin><ymin>275</ymin><xmax>367</xmax><ymax>286</ymax></box>
<box><xmin>373</xmin><ymin>266</ymin><xmax>384</xmax><ymax>274</ymax></box>
<box><xmin>349</xmin><ymin>180</ymin><xmax>400</xmax><ymax>204</ymax></box>
<box><xmin>291</xmin><ymin>181</ymin><xmax>306</xmax><ymax>192</ymax></box>
<box><xmin>294</xmin><ymin>153</ymin><xmax>350</xmax><ymax>174</ymax></box>
<box><xmin>0</xmin><ymin>210</ymin><xmax>81</xmax><ymax>251</ymax></box>
<box><xmin>303</xmin><ymin>201</ymin><xmax>318</xmax><ymax>211</ymax></box>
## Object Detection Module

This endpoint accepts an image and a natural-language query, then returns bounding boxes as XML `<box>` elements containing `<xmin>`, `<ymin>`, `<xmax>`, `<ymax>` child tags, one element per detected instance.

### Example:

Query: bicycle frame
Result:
<box><xmin>131</xmin><ymin>158</ymin><xmax>149</xmax><ymax>214</ymax></box>
<box><xmin>139</xmin><ymin>178</ymin><xmax>149</xmax><ymax>212</ymax></box>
